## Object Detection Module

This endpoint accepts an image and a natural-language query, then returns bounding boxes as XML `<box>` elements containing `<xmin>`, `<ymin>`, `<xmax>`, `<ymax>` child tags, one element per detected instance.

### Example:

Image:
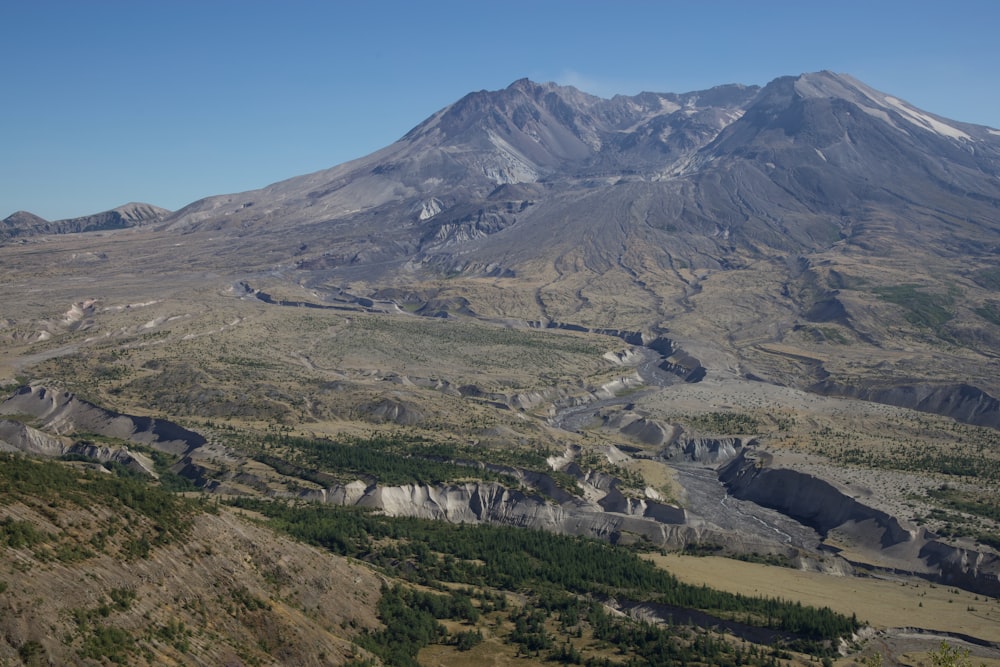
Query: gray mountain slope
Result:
<box><xmin>160</xmin><ymin>72</ymin><xmax>1000</xmax><ymax>272</ymax></box>
<box><xmin>52</xmin><ymin>72</ymin><xmax>1000</xmax><ymax>406</ymax></box>
<box><xmin>161</xmin><ymin>79</ymin><xmax>759</xmax><ymax>236</ymax></box>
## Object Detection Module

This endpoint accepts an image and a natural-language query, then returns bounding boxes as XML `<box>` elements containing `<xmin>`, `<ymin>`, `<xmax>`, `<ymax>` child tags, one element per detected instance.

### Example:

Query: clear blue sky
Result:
<box><xmin>3</xmin><ymin>0</ymin><xmax>998</xmax><ymax>220</ymax></box>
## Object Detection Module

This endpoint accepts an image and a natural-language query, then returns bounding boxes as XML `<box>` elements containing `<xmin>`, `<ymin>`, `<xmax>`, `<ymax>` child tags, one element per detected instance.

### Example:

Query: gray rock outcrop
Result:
<box><xmin>0</xmin><ymin>419</ymin><xmax>69</xmax><ymax>457</ymax></box>
<box><xmin>0</xmin><ymin>418</ymin><xmax>156</xmax><ymax>476</ymax></box>
<box><xmin>660</xmin><ymin>437</ymin><xmax>746</xmax><ymax>464</ymax></box>
<box><xmin>297</xmin><ymin>479</ymin><xmax>702</xmax><ymax>548</ymax></box>
<box><xmin>0</xmin><ymin>385</ymin><xmax>205</xmax><ymax>455</ymax></box>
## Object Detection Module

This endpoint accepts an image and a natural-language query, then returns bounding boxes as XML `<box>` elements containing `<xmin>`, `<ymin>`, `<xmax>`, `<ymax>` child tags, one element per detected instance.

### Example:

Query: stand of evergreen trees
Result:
<box><xmin>256</xmin><ymin>432</ymin><xmax>519</xmax><ymax>486</ymax></box>
<box><xmin>1</xmin><ymin>454</ymin><xmax>196</xmax><ymax>549</ymax></box>
<box><xmin>230</xmin><ymin>498</ymin><xmax>859</xmax><ymax>663</ymax></box>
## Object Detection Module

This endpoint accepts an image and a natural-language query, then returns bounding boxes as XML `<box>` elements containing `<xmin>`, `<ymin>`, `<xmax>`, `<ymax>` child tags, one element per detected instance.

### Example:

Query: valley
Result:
<box><xmin>4</xmin><ymin>70</ymin><xmax>1000</xmax><ymax>665</ymax></box>
<box><xmin>3</xmin><ymin>266</ymin><xmax>1000</xmax><ymax>664</ymax></box>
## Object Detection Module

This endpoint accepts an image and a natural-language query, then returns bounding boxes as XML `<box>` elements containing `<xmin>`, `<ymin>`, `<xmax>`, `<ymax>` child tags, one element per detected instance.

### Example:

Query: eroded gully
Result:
<box><xmin>552</xmin><ymin>345</ymin><xmax>822</xmax><ymax>552</ymax></box>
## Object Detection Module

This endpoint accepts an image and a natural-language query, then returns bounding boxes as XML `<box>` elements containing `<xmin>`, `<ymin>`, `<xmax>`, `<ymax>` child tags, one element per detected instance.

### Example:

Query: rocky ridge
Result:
<box><xmin>0</xmin><ymin>385</ymin><xmax>205</xmax><ymax>456</ymax></box>
<box><xmin>0</xmin><ymin>418</ymin><xmax>157</xmax><ymax>476</ymax></box>
<box><xmin>1</xmin><ymin>202</ymin><xmax>169</xmax><ymax>240</ymax></box>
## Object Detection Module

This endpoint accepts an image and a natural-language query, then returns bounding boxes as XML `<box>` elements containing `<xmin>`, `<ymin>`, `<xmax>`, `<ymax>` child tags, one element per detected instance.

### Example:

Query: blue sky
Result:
<box><xmin>3</xmin><ymin>0</ymin><xmax>999</xmax><ymax>220</ymax></box>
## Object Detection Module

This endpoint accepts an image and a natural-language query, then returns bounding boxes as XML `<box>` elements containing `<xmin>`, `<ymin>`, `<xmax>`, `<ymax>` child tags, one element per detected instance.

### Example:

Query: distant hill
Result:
<box><xmin>1</xmin><ymin>202</ymin><xmax>170</xmax><ymax>240</ymax></box>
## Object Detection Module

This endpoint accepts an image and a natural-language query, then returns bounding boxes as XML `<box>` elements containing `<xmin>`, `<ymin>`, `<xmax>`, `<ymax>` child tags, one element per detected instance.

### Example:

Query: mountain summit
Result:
<box><xmin>161</xmin><ymin>71</ymin><xmax>1000</xmax><ymax>283</ymax></box>
<box><xmin>162</xmin><ymin>76</ymin><xmax>761</xmax><ymax>235</ymax></box>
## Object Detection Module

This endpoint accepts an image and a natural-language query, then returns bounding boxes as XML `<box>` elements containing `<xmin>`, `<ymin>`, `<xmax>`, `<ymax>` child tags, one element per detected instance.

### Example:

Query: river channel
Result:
<box><xmin>551</xmin><ymin>344</ymin><xmax>823</xmax><ymax>552</ymax></box>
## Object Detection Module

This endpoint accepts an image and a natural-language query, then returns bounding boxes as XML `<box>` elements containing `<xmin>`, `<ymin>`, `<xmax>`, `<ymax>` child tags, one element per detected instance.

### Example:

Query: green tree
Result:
<box><xmin>928</xmin><ymin>640</ymin><xmax>977</xmax><ymax>667</ymax></box>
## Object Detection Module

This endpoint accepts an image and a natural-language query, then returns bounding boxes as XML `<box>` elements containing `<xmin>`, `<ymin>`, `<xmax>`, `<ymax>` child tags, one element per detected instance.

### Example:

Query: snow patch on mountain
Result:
<box><xmin>658</xmin><ymin>99</ymin><xmax>681</xmax><ymax>114</ymax></box>
<box><xmin>853</xmin><ymin>103</ymin><xmax>908</xmax><ymax>134</ymax></box>
<box><xmin>881</xmin><ymin>95</ymin><xmax>971</xmax><ymax>141</ymax></box>
<box><xmin>795</xmin><ymin>73</ymin><xmax>972</xmax><ymax>141</ymax></box>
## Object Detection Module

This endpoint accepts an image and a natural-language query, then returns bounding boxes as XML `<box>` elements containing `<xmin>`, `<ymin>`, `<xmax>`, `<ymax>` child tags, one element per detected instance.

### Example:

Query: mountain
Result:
<box><xmin>162</xmin><ymin>71</ymin><xmax>1000</xmax><ymax>253</ymax></box>
<box><xmin>8</xmin><ymin>72</ymin><xmax>1000</xmax><ymax>408</ymax></box>
<box><xmin>0</xmin><ymin>210</ymin><xmax>51</xmax><ymax>237</ymax></box>
<box><xmin>1</xmin><ymin>202</ymin><xmax>170</xmax><ymax>240</ymax></box>
<box><xmin>159</xmin><ymin>70</ymin><xmax>1000</xmax><ymax>264</ymax></box>
<box><xmin>150</xmin><ymin>72</ymin><xmax>1000</xmax><ymax>401</ymax></box>
<box><xmin>4</xmin><ymin>72</ymin><xmax>1000</xmax><ymax>662</ymax></box>
<box><xmin>160</xmin><ymin>78</ymin><xmax>763</xmax><ymax>245</ymax></box>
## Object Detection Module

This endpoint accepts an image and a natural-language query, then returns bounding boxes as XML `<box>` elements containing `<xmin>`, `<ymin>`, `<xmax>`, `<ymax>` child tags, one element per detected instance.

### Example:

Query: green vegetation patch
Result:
<box><xmin>873</xmin><ymin>284</ymin><xmax>954</xmax><ymax>329</ymax></box>
<box><xmin>800</xmin><ymin>325</ymin><xmax>851</xmax><ymax>344</ymax></box>
<box><xmin>78</xmin><ymin>625</ymin><xmax>135</xmax><ymax>665</ymax></box>
<box><xmin>683</xmin><ymin>412</ymin><xmax>762</xmax><ymax>434</ymax></box>
<box><xmin>0</xmin><ymin>413</ymin><xmax>39</xmax><ymax>426</ymax></box>
<box><xmin>355</xmin><ymin>584</ymin><xmax>477</xmax><ymax>665</ymax></box>
<box><xmin>834</xmin><ymin>443</ymin><xmax>1000</xmax><ymax>482</ymax></box>
<box><xmin>974</xmin><ymin>302</ymin><xmax>1000</xmax><ymax>326</ymax></box>
<box><xmin>0</xmin><ymin>454</ymin><xmax>198</xmax><ymax>555</ymax></box>
<box><xmin>922</xmin><ymin>485</ymin><xmax>1000</xmax><ymax>548</ymax></box>
<box><xmin>971</xmin><ymin>268</ymin><xmax>1000</xmax><ymax>291</ymax></box>
<box><xmin>231</xmin><ymin>497</ymin><xmax>859</xmax><ymax>661</ymax></box>
<box><xmin>257</xmin><ymin>432</ymin><xmax>521</xmax><ymax>487</ymax></box>
<box><xmin>926</xmin><ymin>485</ymin><xmax>1000</xmax><ymax>523</ymax></box>
<box><xmin>70</xmin><ymin>592</ymin><xmax>149</xmax><ymax>665</ymax></box>
<box><xmin>0</xmin><ymin>516</ymin><xmax>50</xmax><ymax>548</ymax></box>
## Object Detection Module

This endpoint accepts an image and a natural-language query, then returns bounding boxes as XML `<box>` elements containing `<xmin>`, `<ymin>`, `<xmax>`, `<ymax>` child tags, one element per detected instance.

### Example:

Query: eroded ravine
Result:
<box><xmin>673</xmin><ymin>465</ymin><xmax>821</xmax><ymax>551</ymax></box>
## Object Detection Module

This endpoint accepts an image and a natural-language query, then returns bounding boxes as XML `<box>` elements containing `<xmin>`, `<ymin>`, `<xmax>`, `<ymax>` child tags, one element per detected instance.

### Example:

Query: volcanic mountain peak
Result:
<box><xmin>404</xmin><ymin>78</ymin><xmax>605</xmax><ymax>170</ymax></box>
<box><xmin>755</xmin><ymin>70</ymin><xmax>988</xmax><ymax>144</ymax></box>
<box><xmin>400</xmin><ymin>77</ymin><xmax>763</xmax><ymax>180</ymax></box>
<box><xmin>155</xmin><ymin>70</ymin><xmax>1000</xmax><ymax>288</ymax></box>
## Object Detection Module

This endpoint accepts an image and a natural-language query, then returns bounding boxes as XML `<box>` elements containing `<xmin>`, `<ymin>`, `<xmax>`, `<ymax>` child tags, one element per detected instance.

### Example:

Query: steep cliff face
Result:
<box><xmin>919</xmin><ymin>540</ymin><xmax>1000</xmax><ymax>597</ymax></box>
<box><xmin>661</xmin><ymin>438</ymin><xmax>746</xmax><ymax>464</ymax></box>
<box><xmin>809</xmin><ymin>380</ymin><xmax>1000</xmax><ymax>429</ymax></box>
<box><xmin>720</xmin><ymin>452</ymin><xmax>914</xmax><ymax>546</ymax></box>
<box><xmin>719</xmin><ymin>452</ymin><xmax>1000</xmax><ymax>596</ymax></box>
<box><xmin>0</xmin><ymin>418</ymin><xmax>67</xmax><ymax>457</ymax></box>
<box><xmin>299</xmin><ymin>479</ymin><xmax>702</xmax><ymax>548</ymax></box>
